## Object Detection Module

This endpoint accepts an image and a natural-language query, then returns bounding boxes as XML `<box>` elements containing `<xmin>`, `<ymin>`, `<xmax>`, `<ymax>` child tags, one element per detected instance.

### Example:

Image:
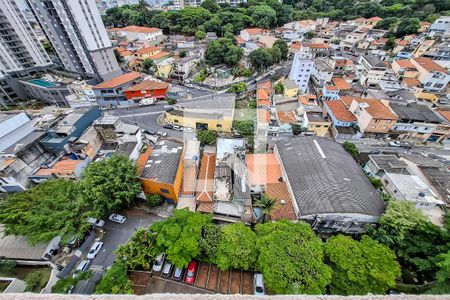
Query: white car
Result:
<box><xmin>76</xmin><ymin>260</ymin><xmax>91</xmax><ymax>273</ymax></box>
<box><xmin>86</xmin><ymin>217</ymin><xmax>105</xmax><ymax>228</ymax></box>
<box><xmin>152</xmin><ymin>253</ymin><xmax>166</xmax><ymax>272</ymax></box>
<box><xmin>254</xmin><ymin>273</ymin><xmax>265</xmax><ymax>295</ymax></box>
<box><xmin>87</xmin><ymin>241</ymin><xmax>103</xmax><ymax>259</ymax></box>
<box><xmin>183</xmin><ymin>127</ymin><xmax>194</xmax><ymax>133</ymax></box>
<box><xmin>109</xmin><ymin>213</ymin><xmax>126</xmax><ymax>224</ymax></box>
<box><xmin>388</xmin><ymin>141</ymin><xmax>401</xmax><ymax>147</ymax></box>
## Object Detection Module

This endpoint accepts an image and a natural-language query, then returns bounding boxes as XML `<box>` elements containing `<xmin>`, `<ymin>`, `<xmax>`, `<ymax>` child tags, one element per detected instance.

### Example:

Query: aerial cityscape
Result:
<box><xmin>0</xmin><ymin>0</ymin><xmax>448</xmax><ymax>297</ymax></box>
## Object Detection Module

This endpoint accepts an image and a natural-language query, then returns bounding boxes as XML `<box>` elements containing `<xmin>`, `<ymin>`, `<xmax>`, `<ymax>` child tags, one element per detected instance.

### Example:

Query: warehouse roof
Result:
<box><xmin>276</xmin><ymin>137</ymin><xmax>385</xmax><ymax>217</ymax></box>
<box><xmin>390</xmin><ymin>102</ymin><xmax>442</xmax><ymax>123</ymax></box>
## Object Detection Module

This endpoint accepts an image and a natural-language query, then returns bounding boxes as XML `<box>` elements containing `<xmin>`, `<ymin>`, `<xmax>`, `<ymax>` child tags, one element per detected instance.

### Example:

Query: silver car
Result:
<box><xmin>152</xmin><ymin>253</ymin><xmax>165</xmax><ymax>272</ymax></box>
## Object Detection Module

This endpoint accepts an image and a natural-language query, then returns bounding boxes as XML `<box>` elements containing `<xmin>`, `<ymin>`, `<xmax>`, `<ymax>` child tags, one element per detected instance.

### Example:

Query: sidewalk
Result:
<box><xmin>40</xmin><ymin>269</ymin><xmax>60</xmax><ymax>294</ymax></box>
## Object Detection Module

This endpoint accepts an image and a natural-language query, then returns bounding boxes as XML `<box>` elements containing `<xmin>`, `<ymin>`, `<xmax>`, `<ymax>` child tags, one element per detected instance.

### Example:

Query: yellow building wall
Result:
<box><xmin>284</xmin><ymin>87</ymin><xmax>298</xmax><ymax>98</ymax></box>
<box><xmin>157</xmin><ymin>64</ymin><xmax>172</xmax><ymax>79</ymax></box>
<box><xmin>140</xmin><ymin>151</ymin><xmax>184</xmax><ymax>203</ymax></box>
<box><xmin>308</xmin><ymin>122</ymin><xmax>330</xmax><ymax>137</ymax></box>
<box><xmin>165</xmin><ymin>112</ymin><xmax>233</xmax><ymax>133</ymax></box>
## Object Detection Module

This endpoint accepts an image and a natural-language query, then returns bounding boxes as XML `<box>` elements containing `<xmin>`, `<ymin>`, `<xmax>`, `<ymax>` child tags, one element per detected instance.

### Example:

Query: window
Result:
<box><xmin>174</xmin><ymin>119</ymin><xmax>179</xmax><ymax>123</ymax></box>
<box><xmin>217</xmin><ymin>124</ymin><xmax>222</xmax><ymax>128</ymax></box>
<box><xmin>434</xmin><ymin>83</ymin><xmax>444</xmax><ymax>88</ymax></box>
<box><xmin>160</xmin><ymin>188</ymin><xmax>170</xmax><ymax>194</ymax></box>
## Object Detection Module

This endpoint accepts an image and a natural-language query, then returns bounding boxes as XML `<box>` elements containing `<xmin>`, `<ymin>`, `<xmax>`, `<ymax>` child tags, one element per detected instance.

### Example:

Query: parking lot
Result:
<box><xmin>129</xmin><ymin>262</ymin><xmax>254</xmax><ymax>295</ymax></box>
<box><xmin>91</xmin><ymin>208</ymin><xmax>162</xmax><ymax>268</ymax></box>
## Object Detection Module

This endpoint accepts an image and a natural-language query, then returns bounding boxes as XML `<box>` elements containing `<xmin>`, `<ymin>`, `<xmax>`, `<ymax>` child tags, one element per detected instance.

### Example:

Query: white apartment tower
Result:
<box><xmin>289</xmin><ymin>45</ymin><xmax>314</xmax><ymax>93</ymax></box>
<box><xmin>26</xmin><ymin>0</ymin><xmax>122</xmax><ymax>81</ymax></box>
<box><xmin>0</xmin><ymin>0</ymin><xmax>52</xmax><ymax>76</ymax></box>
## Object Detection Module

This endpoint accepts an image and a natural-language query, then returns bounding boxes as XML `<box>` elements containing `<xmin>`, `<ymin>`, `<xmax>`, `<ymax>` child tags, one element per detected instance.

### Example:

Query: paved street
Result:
<box><xmin>91</xmin><ymin>208</ymin><xmax>162</xmax><ymax>268</ymax></box>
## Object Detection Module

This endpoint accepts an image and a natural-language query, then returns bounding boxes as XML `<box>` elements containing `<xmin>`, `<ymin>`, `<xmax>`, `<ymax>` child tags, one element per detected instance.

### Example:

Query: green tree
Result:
<box><xmin>304</xmin><ymin>31</ymin><xmax>317</xmax><ymax>39</ymax></box>
<box><xmin>196</xmin><ymin>129</ymin><xmax>218</xmax><ymax>145</ymax></box>
<box><xmin>147</xmin><ymin>194</ymin><xmax>163</xmax><ymax>207</ymax></box>
<box><xmin>115</xmin><ymin>228</ymin><xmax>159</xmax><ymax>271</ymax></box>
<box><xmin>195</xmin><ymin>30</ymin><xmax>207</xmax><ymax>40</ymax></box>
<box><xmin>274</xmin><ymin>82</ymin><xmax>285</xmax><ymax>94</ymax></box>
<box><xmin>256</xmin><ymin>221</ymin><xmax>332</xmax><ymax>294</ymax></box>
<box><xmin>215</xmin><ymin>223</ymin><xmax>257</xmax><ymax>271</ymax></box>
<box><xmin>250</xmin><ymin>5</ymin><xmax>277</xmax><ymax>28</ymax></box>
<box><xmin>151</xmin><ymin>209</ymin><xmax>212</xmax><ymax>268</ymax></box>
<box><xmin>374</xmin><ymin>17</ymin><xmax>399</xmax><ymax>30</ymax></box>
<box><xmin>0</xmin><ymin>258</ymin><xmax>16</xmax><ymax>275</ymax></box>
<box><xmin>427</xmin><ymin>251</ymin><xmax>450</xmax><ymax>294</ymax></box>
<box><xmin>273</xmin><ymin>39</ymin><xmax>289</xmax><ymax>60</ymax></box>
<box><xmin>325</xmin><ymin>235</ymin><xmax>400</xmax><ymax>295</ymax></box>
<box><xmin>205</xmin><ymin>38</ymin><xmax>243</xmax><ymax>66</ymax></box>
<box><xmin>25</xmin><ymin>271</ymin><xmax>42</xmax><ymax>292</ymax></box>
<box><xmin>0</xmin><ymin>179</ymin><xmax>87</xmax><ymax>244</ymax></box>
<box><xmin>95</xmin><ymin>263</ymin><xmax>133</xmax><ymax>294</ymax></box>
<box><xmin>396</xmin><ymin>17</ymin><xmax>420</xmax><ymax>37</ymax></box>
<box><xmin>368</xmin><ymin>176</ymin><xmax>382</xmax><ymax>189</ymax></box>
<box><xmin>342</xmin><ymin>141</ymin><xmax>359</xmax><ymax>159</ymax></box>
<box><xmin>249</xmin><ymin>48</ymin><xmax>273</xmax><ymax>72</ymax></box>
<box><xmin>254</xmin><ymin>193</ymin><xmax>277</xmax><ymax>223</ymax></box>
<box><xmin>79</xmin><ymin>155</ymin><xmax>142</xmax><ymax>218</ymax></box>
<box><xmin>227</xmin><ymin>82</ymin><xmax>247</xmax><ymax>94</ymax></box>
<box><xmin>233</xmin><ymin>120</ymin><xmax>254</xmax><ymax>136</ymax></box>
<box><xmin>141</xmin><ymin>59</ymin><xmax>154</xmax><ymax>74</ymax></box>
<box><xmin>269</xmin><ymin>46</ymin><xmax>282</xmax><ymax>64</ymax></box>
<box><xmin>199</xmin><ymin>223</ymin><xmax>222</xmax><ymax>259</ymax></box>
<box><xmin>291</xmin><ymin>123</ymin><xmax>304</xmax><ymax>136</ymax></box>
<box><xmin>179</xmin><ymin>49</ymin><xmax>187</xmax><ymax>58</ymax></box>
<box><xmin>200</xmin><ymin>0</ymin><xmax>220</xmax><ymax>13</ymax></box>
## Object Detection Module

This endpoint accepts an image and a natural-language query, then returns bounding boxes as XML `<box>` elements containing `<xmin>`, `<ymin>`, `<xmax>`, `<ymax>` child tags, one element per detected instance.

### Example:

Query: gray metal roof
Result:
<box><xmin>363</xmin><ymin>55</ymin><xmax>386</xmax><ymax>68</ymax></box>
<box><xmin>369</xmin><ymin>154</ymin><xmax>410</xmax><ymax>175</ymax></box>
<box><xmin>141</xmin><ymin>139</ymin><xmax>183</xmax><ymax>184</ymax></box>
<box><xmin>276</xmin><ymin>137</ymin><xmax>385</xmax><ymax>217</ymax></box>
<box><xmin>419</xmin><ymin>166</ymin><xmax>450</xmax><ymax>205</ymax></box>
<box><xmin>390</xmin><ymin>102</ymin><xmax>443</xmax><ymax>123</ymax></box>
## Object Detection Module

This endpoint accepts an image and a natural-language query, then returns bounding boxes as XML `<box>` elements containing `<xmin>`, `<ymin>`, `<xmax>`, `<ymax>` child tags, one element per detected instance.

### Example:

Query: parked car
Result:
<box><xmin>139</xmin><ymin>97</ymin><xmax>156</xmax><ymax>106</ymax></box>
<box><xmin>75</xmin><ymin>260</ymin><xmax>91</xmax><ymax>273</ymax></box>
<box><xmin>172</xmin><ymin>267</ymin><xmax>184</xmax><ymax>281</ymax></box>
<box><xmin>157</xmin><ymin>131</ymin><xmax>168</xmax><ymax>137</ymax></box>
<box><xmin>152</xmin><ymin>253</ymin><xmax>166</xmax><ymax>272</ymax></box>
<box><xmin>184</xmin><ymin>260</ymin><xmax>198</xmax><ymax>284</ymax></box>
<box><xmin>161</xmin><ymin>261</ymin><xmax>173</xmax><ymax>278</ymax></box>
<box><xmin>87</xmin><ymin>241</ymin><xmax>103</xmax><ymax>259</ymax></box>
<box><xmin>172</xmin><ymin>125</ymin><xmax>183</xmax><ymax>131</ymax></box>
<box><xmin>183</xmin><ymin>127</ymin><xmax>193</xmax><ymax>133</ymax></box>
<box><xmin>86</xmin><ymin>217</ymin><xmax>105</xmax><ymax>228</ymax></box>
<box><xmin>254</xmin><ymin>273</ymin><xmax>265</xmax><ymax>295</ymax></box>
<box><xmin>388</xmin><ymin>141</ymin><xmax>401</xmax><ymax>147</ymax></box>
<box><xmin>109</xmin><ymin>213</ymin><xmax>126</xmax><ymax>224</ymax></box>
<box><xmin>162</xmin><ymin>124</ymin><xmax>173</xmax><ymax>129</ymax></box>
<box><xmin>143</xmin><ymin>128</ymin><xmax>157</xmax><ymax>135</ymax></box>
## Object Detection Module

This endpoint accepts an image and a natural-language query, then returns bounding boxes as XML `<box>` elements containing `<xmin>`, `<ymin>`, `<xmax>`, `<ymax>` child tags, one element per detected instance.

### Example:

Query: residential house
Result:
<box><xmin>311</xmin><ymin>59</ymin><xmax>333</xmax><ymax>87</ymax></box>
<box><xmin>139</xmin><ymin>139</ymin><xmax>184</xmax><ymax>203</ymax></box>
<box><xmin>92</xmin><ymin>72</ymin><xmax>143</xmax><ymax>106</ymax></box>
<box><xmin>358</xmin><ymin>55</ymin><xmax>387</xmax><ymax>86</ymax></box>
<box><xmin>274</xmin><ymin>137</ymin><xmax>385</xmax><ymax>233</ymax></box>
<box><xmin>123</xmin><ymin>80</ymin><xmax>169</xmax><ymax>100</ymax></box>
<box><xmin>429</xmin><ymin>16</ymin><xmax>450</xmax><ymax>36</ymax></box>
<box><xmin>304</xmin><ymin>109</ymin><xmax>331</xmax><ymax>137</ymax></box>
<box><xmin>413</xmin><ymin>39</ymin><xmax>435</xmax><ymax>57</ymax></box>
<box><xmin>240</xmin><ymin>28</ymin><xmax>264</xmax><ymax>42</ymax></box>
<box><xmin>348</xmin><ymin>97</ymin><xmax>398</xmax><ymax>137</ymax></box>
<box><xmin>391</xmin><ymin>59</ymin><xmax>419</xmax><ymax>78</ymax></box>
<box><xmin>108</xmin><ymin>26</ymin><xmax>163</xmax><ymax>45</ymax></box>
<box><xmin>135</xmin><ymin>46</ymin><xmax>161</xmax><ymax>60</ymax></box>
<box><xmin>171</xmin><ymin>56</ymin><xmax>200</xmax><ymax>81</ymax></box>
<box><xmin>164</xmin><ymin>94</ymin><xmax>235</xmax><ymax>132</ymax></box>
<box><xmin>196</xmin><ymin>149</ymin><xmax>216</xmax><ymax>214</ymax></box>
<box><xmin>410</xmin><ymin>57</ymin><xmax>450</xmax><ymax>92</ymax></box>
<box><xmin>39</xmin><ymin>107</ymin><xmax>102</xmax><ymax>154</ymax></box>
<box><xmin>283</xmin><ymin>79</ymin><xmax>298</xmax><ymax>98</ymax></box>
<box><xmin>289</xmin><ymin>45</ymin><xmax>314</xmax><ymax>93</ymax></box>
<box><xmin>32</xmin><ymin>158</ymin><xmax>90</xmax><ymax>180</ymax></box>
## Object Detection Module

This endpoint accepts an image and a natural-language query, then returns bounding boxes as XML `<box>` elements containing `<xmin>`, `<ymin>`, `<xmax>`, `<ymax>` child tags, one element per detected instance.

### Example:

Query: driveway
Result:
<box><xmin>91</xmin><ymin>208</ymin><xmax>162</xmax><ymax>268</ymax></box>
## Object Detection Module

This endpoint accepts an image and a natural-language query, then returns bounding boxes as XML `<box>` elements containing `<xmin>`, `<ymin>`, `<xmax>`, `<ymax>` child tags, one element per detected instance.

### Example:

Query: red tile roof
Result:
<box><xmin>246</xmin><ymin>154</ymin><xmax>282</xmax><ymax>186</ymax></box>
<box><xmin>137</xmin><ymin>46</ymin><xmax>160</xmax><ymax>55</ymax></box>
<box><xmin>354</xmin><ymin>98</ymin><xmax>398</xmax><ymax>120</ymax></box>
<box><xmin>395</xmin><ymin>59</ymin><xmax>416</xmax><ymax>69</ymax></box>
<box><xmin>244</xmin><ymin>28</ymin><xmax>264</xmax><ymax>35</ymax></box>
<box><xmin>266</xmin><ymin>182</ymin><xmax>297</xmax><ymax>221</ymax></box>
<box><xmin>326</xmin><ymin>100</ymin><xmax>356</xmax><ymax>122</ymax></box>
<box><xmin>196</xmin><ymin>152</ymin><xmax>216</xmax><ymax>204</ymax></box>
<box><xmin>402</xmin><ymin>77</ymin><xmax>421</xmax><ymax>87</ymax></box>
<box><xmin>413</xmin><ymin>57</ymin><xmax>448</xmax><ymax>74</ymax></box>
<box><xmin>119</xmin><ymin>26</ymin><xmax>161</xmax><ymax>33</ymax></box>
<box><xmin>93</xmin><ymin>72</ymin><xmax>142</xmax><ymax>89</ymax></box>
<box><xmin>124</xmin><ymin>80</ymin><xmax>169</xmax><ymax>92</ymax></box>
<box><xmin>332</xmin><ymin>77</ymin><xmax>352</xmax><ymax>90</ymax></box>
<box><xmin>277</xmin><ymin>111</ymin><xmax>297</xmax><ymax>124</ymax></box>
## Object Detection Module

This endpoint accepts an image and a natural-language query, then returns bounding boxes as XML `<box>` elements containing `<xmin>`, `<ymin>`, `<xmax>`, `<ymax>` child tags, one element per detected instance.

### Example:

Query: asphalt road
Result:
<box><xmin>91</xmin><ymin>208</ymin><xmax>162</xmax><ymax>268</ymax></box>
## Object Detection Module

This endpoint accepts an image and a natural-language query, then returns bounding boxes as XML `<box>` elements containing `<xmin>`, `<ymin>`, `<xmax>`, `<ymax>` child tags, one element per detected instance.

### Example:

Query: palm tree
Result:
<box><xmin>254</xmin><ymin>193</ymin><xmax>277</xmax><ymax>223</ymax></box>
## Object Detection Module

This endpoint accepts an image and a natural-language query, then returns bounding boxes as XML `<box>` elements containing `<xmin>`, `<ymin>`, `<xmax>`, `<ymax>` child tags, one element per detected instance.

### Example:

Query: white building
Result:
<box><xmin>65</xmin><ymin>81</ymin><xmax>96</xmax><ymax>108</ymax></box>
<box><xmin>27</xmin><ymin>0</ymin><xmax>122</xmax><ymax>81</ymax></box>
<box><xmin>410</xmin><ymin>57</ymin><xmax>450</xmax><ymax>92</ymax></box>
<box><xmin>358</xmin><ymin>55</ymin><xmax>387</xmax><ymax>86</ymax></box>
<box><xmin>110</xmin><ymin>26</ymin><xmax>164</xmax><ymax>44</ymax></box>
<box><xmin>289</xmin><ymin>46</ymin><xmax>314</xmax><ymax>93</ymax></box>
<box><xmin>429</xmin><ymin>16</ymin><xmax>450</xmax><ymax>36</ymax></box>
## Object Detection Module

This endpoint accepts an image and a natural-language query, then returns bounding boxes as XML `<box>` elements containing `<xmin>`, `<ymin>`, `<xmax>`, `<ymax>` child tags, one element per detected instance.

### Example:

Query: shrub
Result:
<box><xmin>147</xmin><ymin>194</ymin><xmax>163</xmax><ymax>207</ymax></box>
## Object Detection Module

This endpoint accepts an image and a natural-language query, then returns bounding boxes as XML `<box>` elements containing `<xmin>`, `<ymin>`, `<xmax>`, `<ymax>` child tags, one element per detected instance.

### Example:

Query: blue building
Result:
<box><xmin>40</xmin><ymin>107</ymin><xmax>101</xmax><ymax>154</ymax></box>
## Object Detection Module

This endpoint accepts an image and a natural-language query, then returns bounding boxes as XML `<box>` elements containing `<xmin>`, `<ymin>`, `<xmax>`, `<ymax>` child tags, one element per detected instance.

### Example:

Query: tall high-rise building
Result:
<box><xmin>0</xmin><ymin>0</ymin><xmax>53</xmax><ymax>107</ymax></box>
<box><xmin>26</xmin><ymin>0</ymin><xmax>122</xmax><ymax>81</ymax></box>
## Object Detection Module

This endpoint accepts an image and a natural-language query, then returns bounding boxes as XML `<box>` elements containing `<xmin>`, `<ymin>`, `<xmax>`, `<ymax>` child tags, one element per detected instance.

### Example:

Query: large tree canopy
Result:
<box><xmin>255</xmin><ymin>221</ymin><xmax>332</xmax><ymax>294</ymax></box>
<box><xmin>215</xmin><ymin>223</ymin><xmax>258</xmax><ymax>271</ymax></box>
<box><xmin>151</xmin><ymin>209</ymin><xmax>212</xmax><ymax>268</ymax></box>
<box><xmin>0</xmin><ymin>179</ymin><xmax>87</xmax><ymax>244</ymax></box>
<box><xmin>79</xmin><ymin>155</ymin><xmax>142</xmax><ymax>218</ymax></box>
<box><xmin>205</xmin><ymin>38</ymin><xmax>243</xmax><ymax>66</ymax></box>
<box><xmin>325</xmin><ymin>234</ymin><xmax>401</xmax><ymax>295</ymax></box>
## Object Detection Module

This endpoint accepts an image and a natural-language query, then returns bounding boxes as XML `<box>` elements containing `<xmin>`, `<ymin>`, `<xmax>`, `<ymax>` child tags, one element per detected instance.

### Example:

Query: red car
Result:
<box><xmin>184</xmin><ymin>260</ymin><xmax>198</xmax><ymax>284</ymax></box>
